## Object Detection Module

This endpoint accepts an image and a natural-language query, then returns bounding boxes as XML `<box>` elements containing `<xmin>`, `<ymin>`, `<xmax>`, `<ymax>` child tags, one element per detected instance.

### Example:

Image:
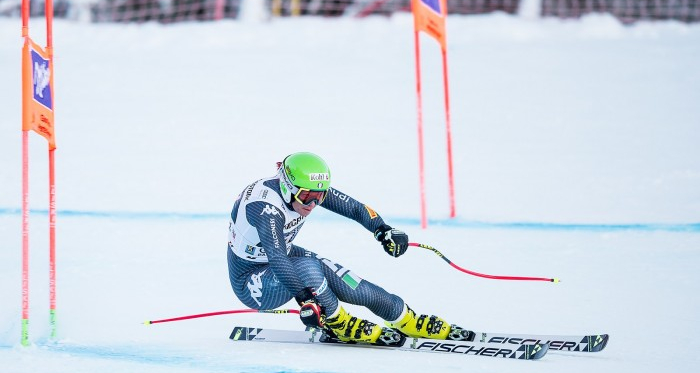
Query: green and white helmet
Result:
<box><xmin>278</xmin><ymin>152</ymin><xmax>331</xmax><ymax>204</ymax></box>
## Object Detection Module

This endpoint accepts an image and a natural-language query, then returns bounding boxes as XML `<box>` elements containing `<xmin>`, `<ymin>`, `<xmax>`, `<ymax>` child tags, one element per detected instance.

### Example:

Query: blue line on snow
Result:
<box><xmin>1</xmin><ymin>207</ymin><xmax>698</xmax><ymax>233</ymax></box>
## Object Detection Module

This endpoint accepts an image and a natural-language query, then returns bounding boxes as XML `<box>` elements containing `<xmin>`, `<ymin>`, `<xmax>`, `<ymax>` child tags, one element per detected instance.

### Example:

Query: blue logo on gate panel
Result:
<box><xmin>420</xmin><ymin>0</ymin><xmax>441</xmax><ymax>14</ymax></box>
<box><xmin>31</xmin><ymin>49</ymin><xmax>52</xmax><ymax>110</ymax></box>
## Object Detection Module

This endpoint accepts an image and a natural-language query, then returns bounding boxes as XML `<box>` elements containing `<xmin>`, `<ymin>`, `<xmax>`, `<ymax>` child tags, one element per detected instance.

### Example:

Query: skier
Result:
<box><xmin>227</xmin><ymin>152</ymin><xmax>470</xmax><ymax>344</ymax></box>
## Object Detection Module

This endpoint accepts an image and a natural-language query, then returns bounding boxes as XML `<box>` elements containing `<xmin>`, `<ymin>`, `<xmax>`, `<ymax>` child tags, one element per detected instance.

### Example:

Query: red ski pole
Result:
<box><xmin>146</xmin><ymin>243</ymin><xmax>557</xmax><ymax>326</ymax></box>
<box><xmin>410</xmin><ymin>242</ymin><xmax>559</xmax><ymax>283</ymax></box>
<box><xmin>145</xmin><ymin>308</ymin><xmax>299</xmax><ymax>325</ymax></box>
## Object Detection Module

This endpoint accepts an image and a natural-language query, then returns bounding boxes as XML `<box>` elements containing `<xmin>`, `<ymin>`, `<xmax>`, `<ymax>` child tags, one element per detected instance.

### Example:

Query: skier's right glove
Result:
<box><xmin>295</xmin><ymin>287</ymin><xmax>326</xmax><ymax>329</ymax></box>
<box><xmin>374</xmin><ymin>224</ymin><xmax>409</xmax><ymax>258</ymax></box>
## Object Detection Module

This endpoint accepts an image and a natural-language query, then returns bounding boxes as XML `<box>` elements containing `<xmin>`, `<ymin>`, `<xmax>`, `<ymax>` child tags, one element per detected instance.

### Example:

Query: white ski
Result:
<box><xmin>229</xmin><ymin>326</ymin><xmax>550</xmax><ymax>360</ymax></box>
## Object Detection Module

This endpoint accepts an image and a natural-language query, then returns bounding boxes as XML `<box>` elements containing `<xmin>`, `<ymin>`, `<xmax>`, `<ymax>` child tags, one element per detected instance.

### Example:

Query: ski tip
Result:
<box><xmin>551</xmin><ymin>278</ymin><xmax>560</xmax><ymax>283</ymax></box>
<box><xmin>591</xmin><ymin>334</ymin><xmax>609</xmax><ymax>352</ymax></box>
<box><xmin>530</xmin><ymin>342</ymin><xmax>550</xmax><ymax>360</ymax></box>
<box><xmin>515</xmin><ymin>342</ymin><xmax>549</xmax><ymax>360</ymax></box>
<box><xmin>143</xmin><ymin>320</ymin><xmax>152</xmax><ymax>325</ymax></box>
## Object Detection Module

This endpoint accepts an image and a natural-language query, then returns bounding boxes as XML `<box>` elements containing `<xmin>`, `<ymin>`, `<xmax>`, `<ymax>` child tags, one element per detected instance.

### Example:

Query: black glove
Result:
<box><xmin>374</xmin><ymin>224</ymin><xmax>409</xmax><ymax>258</ymax></box>
<box><xmin>294</xmin><ymin>287</ymin><xmax>326</xmax><ymax>328</ymax></box>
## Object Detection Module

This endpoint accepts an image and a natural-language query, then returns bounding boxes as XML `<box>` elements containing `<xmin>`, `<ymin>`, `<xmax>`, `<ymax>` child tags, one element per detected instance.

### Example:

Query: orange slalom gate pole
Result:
<box><xmin>21</xmin><ymin>132</ymin><xmax>30</xmax><ymax>346</ymax></box>
<box><xmin>46</xmin><ymin>0</ymin><xmax>58</xmax><ymax>341</ymax></box>
<box><xmin>20</xmin><ymin>0</ymin><xmax>30</xmax><ymax>348</ymax></box>
<box><xmin>21</xmin><ymin>0</ymin><xmax>58</xmax><ymax>345</ymax></box>
<box><xmin>441</xmin><ymin>47</ymin><xmax>456</xmax><ymax>218</ymax></box>
<box><xmin>413</xmin><ymin>29</ymin><xmax>428</xmax><ymax>230</ymax></box>
<box><xmin>49</xmin><ymin>149</ymin><xmax>57</xmax><ymax>339</ymax></box>
<box><xmin>411</xmin><ymin>0</ymin><xmax>455</xmax><ymax>227</ymax></box>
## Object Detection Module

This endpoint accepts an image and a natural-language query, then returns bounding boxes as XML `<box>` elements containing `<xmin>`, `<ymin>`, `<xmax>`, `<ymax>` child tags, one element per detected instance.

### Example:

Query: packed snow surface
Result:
<box><xmin>1</xmin><ymin>11</ymin><xmax>699</xmax><ymax>373</ymax></box>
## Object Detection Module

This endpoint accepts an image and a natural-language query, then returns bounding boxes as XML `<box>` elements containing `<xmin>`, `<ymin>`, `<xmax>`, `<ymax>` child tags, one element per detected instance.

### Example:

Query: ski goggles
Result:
<box><xmin>293</xmin><ymin>188</ymin><xmax>326</xmax><ymax>206</ymax></box>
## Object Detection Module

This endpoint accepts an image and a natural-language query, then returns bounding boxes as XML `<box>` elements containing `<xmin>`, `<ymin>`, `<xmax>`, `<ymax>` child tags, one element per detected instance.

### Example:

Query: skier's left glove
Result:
<box><xmin>295</xmin><ymin>287</ymin><xmax>326</xmax><ymax>329</ymax></box>
<box><xmin>374</xmin><ymin>224</ymin><xmax>409</xmax><ymax>258</ymax></box>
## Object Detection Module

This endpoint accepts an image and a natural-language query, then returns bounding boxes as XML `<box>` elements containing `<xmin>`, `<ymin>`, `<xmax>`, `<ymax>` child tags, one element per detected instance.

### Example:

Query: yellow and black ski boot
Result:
<box><xmin>387</xmin><ymin>304</ymin><xmax>474</xmax><ymax>341</ymax></box>
<box><xmin>323</xmin><ymin>306</ymin><xmax>404</xmax><ymax>346</ymax></box>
